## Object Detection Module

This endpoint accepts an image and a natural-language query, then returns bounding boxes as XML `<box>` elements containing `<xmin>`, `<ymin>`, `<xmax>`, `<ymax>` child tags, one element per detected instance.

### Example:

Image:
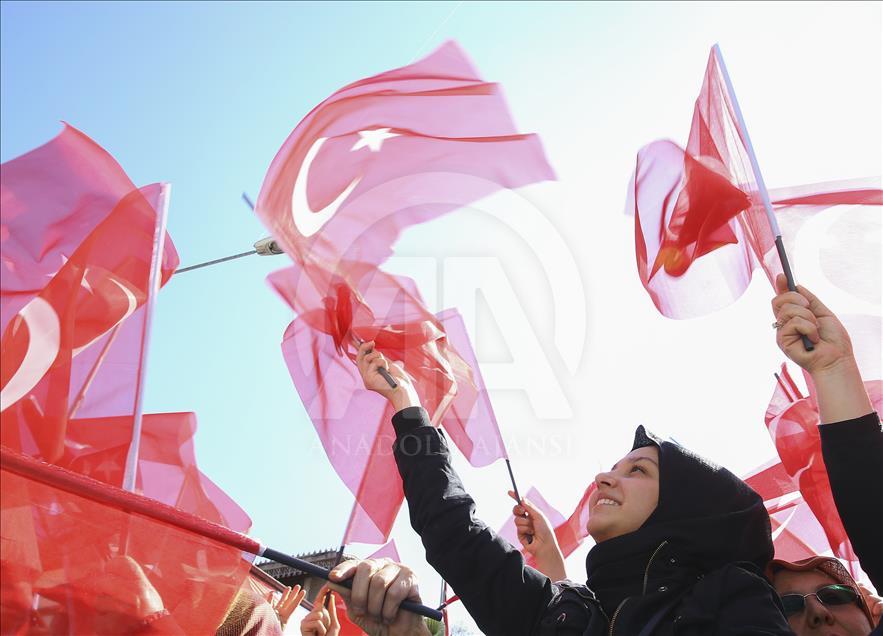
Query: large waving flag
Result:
<box><xmin>631</xmin><ymin>46</ymin><xmax>882</xmax><ymax>321</ymax></box>
<box><xmin>255</xmin><ymin>40</ymin><xmax>554</xmax><ymax>270</ymax></box>
<box><xmin>1</xmin><ymin>447</ymin><xmax>251</xmax><ymax>634</ymax></box>
<box><xmin>272</xmin><ymin>259</ymin><xmax>506</xmax><ymax>542</ymax></box>
<box><xmin>1</xmin><ymin>184</ymin><xmax>175</xmax><ymax>462</ymax></box>
<box><xmin>1</xmin><ymin>128</ymin><xmax>178</xmax><ymax>464</ymax></box>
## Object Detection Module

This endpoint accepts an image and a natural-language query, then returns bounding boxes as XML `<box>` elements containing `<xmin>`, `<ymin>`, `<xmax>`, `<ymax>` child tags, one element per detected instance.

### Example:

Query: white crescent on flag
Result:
<box><xmin>0</xmin><ymin>273</ymin><xmax>140</xmax><ymax>412</ymax></box>
<box><xmin>0</xmin><ymin>297</ymin><xmax>60</xmax><ymax>411</ymax></box>
<box><xmin>291</xmin><ymin>137</ymin><xmax>362</xmax><ymax>238</ymax></box>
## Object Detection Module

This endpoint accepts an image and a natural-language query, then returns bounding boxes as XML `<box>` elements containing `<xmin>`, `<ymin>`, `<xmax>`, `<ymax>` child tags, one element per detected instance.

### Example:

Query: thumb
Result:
<box><xmin>774</xmin><ymin>273</ymin><xmax>789</xmax><ymax>294</ymax></box>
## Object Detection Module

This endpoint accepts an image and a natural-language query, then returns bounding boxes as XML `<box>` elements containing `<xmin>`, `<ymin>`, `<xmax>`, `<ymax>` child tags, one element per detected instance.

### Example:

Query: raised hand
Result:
<box><xmin>356</xmin><ymin>341</ymin><xmax>421</xmax><ymax>411</ymax></box>
<box><xmin>509</xmin><ymin>491</ymin><xmax>567</xmax><ymax>582</ymax></box>
<box><xmin>299</xmin><ymin>586</ymin><xmax>340</xmax><ymax>636</ymax></box>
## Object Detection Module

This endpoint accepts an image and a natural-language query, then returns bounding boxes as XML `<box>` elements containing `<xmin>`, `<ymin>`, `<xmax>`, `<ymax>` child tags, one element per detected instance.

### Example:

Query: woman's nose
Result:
<box><xmin>595</xmin><ymin>471</ymin><xmax>617</xmax><ymax>488</ymax></box>
<box><xmin>804</xmin><ymin>595</ymin><xmax>835</xmax><ymax>627</ymax></box>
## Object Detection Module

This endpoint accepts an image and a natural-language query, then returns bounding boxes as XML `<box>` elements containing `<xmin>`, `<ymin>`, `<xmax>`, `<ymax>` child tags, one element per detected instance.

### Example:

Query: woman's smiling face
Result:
<box><xmin>586</xmin><ymin>446</ymin><xmax>660</xmax><ymax>543</ymax></box>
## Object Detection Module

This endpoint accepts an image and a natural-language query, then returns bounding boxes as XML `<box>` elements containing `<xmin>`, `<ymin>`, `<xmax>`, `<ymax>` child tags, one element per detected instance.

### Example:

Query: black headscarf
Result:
<box><xmin>584</xmin><ymin>426</ymin><xmax>773</xmax><ymax>616</ymax></box>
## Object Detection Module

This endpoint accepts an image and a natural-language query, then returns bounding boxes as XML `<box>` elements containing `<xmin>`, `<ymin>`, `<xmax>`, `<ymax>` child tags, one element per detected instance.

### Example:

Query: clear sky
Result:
<box><xmin>2</xmin><ymin>2</ymin><xmax>880</xmax><ymax>631</ymax></box>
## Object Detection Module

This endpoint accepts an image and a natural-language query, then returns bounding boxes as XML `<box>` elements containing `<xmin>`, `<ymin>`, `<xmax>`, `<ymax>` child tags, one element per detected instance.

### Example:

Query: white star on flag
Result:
<box><xmin>351</xmin><ymin>128</ymin><xmax>399</xmax><ymax>152</ymax></box>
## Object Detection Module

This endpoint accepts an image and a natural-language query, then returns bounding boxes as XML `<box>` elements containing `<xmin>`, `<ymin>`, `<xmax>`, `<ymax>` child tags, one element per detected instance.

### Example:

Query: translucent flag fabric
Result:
<box><xmin>1</xmin><ymin>183</ymin><xmax>175</xmax><ymax>463</ymax></box>
<box><xmin>281</xmin><ymin>314</ymin><xmax>402</xmax><ymax>544</ymax></box>
<box><xmin>496</xmin><ymin>487</ymin><xmax>566</xmax><ymax>570</ymax></box>
<box><xmin>255</xmin><ymin>40</ymin><xmax>554</xmax><ymax>270</ymax></box>
<box><xmin>634</xmin><ymin>142</ymin><xmax>882</xmax><ymax>320</ymax></box>
<box><xmin>0</xmin><ymin>450</ymin><xmax>250</xmax><ymax>635</ymax></box>
<box><xmin>437</xmin><ymin>308</ymin><xmax>507</xmax><ymax>467</ymax></box>
<box><xmin>60</xmin><ymin>411</ymin><xmax>251</xmax><ymax>532</ymax></box>
<box><xmin>763</xmin><ymin>365</ymin><xmax>881</xmax><ymax>579</ymax></box>
<box><xmin>273</xmin><ymin>259</ymin><xmax>507</xmax><ymax>541</ymax></box>
<box><xmin>631</xmin><ymin>45</ymin><xmax>882</xmax><ymax>320</ymax></box>
<box><xmin>0</xmin><ymin>125</ymin><xmax>175</xmax><ymax>332</ymax></box>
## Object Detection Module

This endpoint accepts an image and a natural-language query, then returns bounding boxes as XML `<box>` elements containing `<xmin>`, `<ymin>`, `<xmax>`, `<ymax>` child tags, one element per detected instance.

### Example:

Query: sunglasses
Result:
<box><xmin>780</xmin><ymin>584</ymin><xmax>861</xmax><ymax>616</ymax></box>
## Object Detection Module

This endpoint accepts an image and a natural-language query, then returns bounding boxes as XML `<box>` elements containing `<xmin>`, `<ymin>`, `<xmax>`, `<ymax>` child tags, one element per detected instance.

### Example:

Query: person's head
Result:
<box><xmin>769</xmin><ymin>557</ymin><xmax>873</xmax><ymax>636</ymax></box>
<box><xmin>585</xmin><ymin>426</ymin><xmax>773</xmax><ymax>575</ymax></box>
<box><xmin>587</xmin><ymin>445</ymin><xmax>660</xmax><ymax>542</ymax></box>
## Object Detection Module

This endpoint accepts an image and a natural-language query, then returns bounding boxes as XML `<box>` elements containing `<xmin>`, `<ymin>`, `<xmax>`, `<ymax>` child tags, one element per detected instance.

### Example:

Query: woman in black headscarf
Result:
<box><xmin>352</xmin><ymin>342</ymin><xmax>793</xmax><ymax>635</ymax></box>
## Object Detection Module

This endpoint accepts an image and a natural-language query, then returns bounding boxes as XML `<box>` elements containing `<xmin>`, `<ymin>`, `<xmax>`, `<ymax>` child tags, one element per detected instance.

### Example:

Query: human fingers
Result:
<box><xmin>774</xmin><ymin>303</ymin><xmax>819</xmax><ymax>330</ymax></box>
<box><xmin>778</xmin><ymin>314</ymin><xmax>821</xmax><ymax>345</ymax></box>
<box><xmin>363</xmin><ymin>560</ymin><xmax>401</xmax><ymax>619</ymax></box>
<box><xmin>328</xmin><ymin>592</ymin><xmax>340</xmax><ymax>630</ymax></box>
<box><xmin>380</xmin><ymin>566</ymin><xmax>420</xmax><ymax>626</ymax></box>
<box><xmin>356</xmin><ymin>341</ymin><xmax>376</xmax><ymax>364</ymax></box>
<box><xmin>351</xmin><ymin>559</ymin><xmax>384</xmax><ymax>615</ymax></box>
<box><xmin>299</xmin><ymin>613</ymin><xmax>327</xmax><ymax>636</ymax></box>
<box><xmin>771</xmin><ymin>289</ymin><xmax>810</xmax><ymax>316</ymax></box>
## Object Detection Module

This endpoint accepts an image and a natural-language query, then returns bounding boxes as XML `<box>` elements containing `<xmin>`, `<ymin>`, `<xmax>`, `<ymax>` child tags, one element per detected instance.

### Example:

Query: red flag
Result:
<box><xmin>631</xmin><ymin>46</ymin><xmax>882</xmax><ymax>320</ymax></box>
<box><xmin>764</xmin><ymin>365</ymin><xmax>881</xmax><ymax>577</ymax></box>
<box><xmin>437</xmin><ymin>308</ymin><xmax>507</xmax><ymax>467</ymax></box>
<box><xmin>1</xmin><ymin>183</ymin><xmax>175</xmax><ymax>463</ymax></box>
<box><xmin>0</xmin><ymin>125</ymin><xmax>171</xmax><ymax>331</ymax></box>
<box><xmin>255</xmin><ymin>40</ymin><xmax>554</xmax><ymax>270</ymax></box>
<box><xmin>280</xmin><ymin>313</ymin><xmax>401</xmax><ymax>544</ymax></box>
<box><xmin>0</xmin><ymin>449</ymin><xmax>250</xmax><ymax>634</ymax></box>
<box><xmin>60</xmin><ymin>411</ymin><xmax>251</xmax><ymax>532</ymax></box>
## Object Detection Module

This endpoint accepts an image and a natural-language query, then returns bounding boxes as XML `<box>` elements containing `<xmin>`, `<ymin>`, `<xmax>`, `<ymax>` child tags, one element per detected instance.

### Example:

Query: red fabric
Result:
<box><xmin>437</xmin><ymin>308</ymin><xmax>507</xmax><ymax>467</ymax></box>
<box><xmin>763</xmin><ymin>365</ymin><xmax>881</xmax><ymax>578</ymax></box>
<box><xmin>58</xmin><ymin>412</ymin><xmax>251</xmax><ymax>532</ymax></box>
<box><xmin>280</xmin><ymin>313</ymin><xmax>401</xmax><ymax>544</ymax></box>
<box><xmin>0</xmin><ymin>125</ymin><xmax>178</xmax><ymax>331</ymax></box>
<box><xmin>1</xmin><ymin>182</ymin><xmax>176</xmax><ymax>463</ymax></box>
<box><xmin>255</xmin><ymin>40</ymin><xmax>554</xmax><ymax>271</ymax></box>
<box><xmin>367</xmin><ymin>540</ymin><xmax>401</xmax><ymax>561</ymax></box>
<box><xmin>555</xmin><ymin>483</ymin><xmax>598</xmax><ymax>558</ymax></box>
<box><xmin>631</xmin><ymin>47</ymin><xmax>882</xmax><ymax>320</ymax></box>
<box><xmin>273</xmin><ymin>259</ymin><xmax>507</xmax><ymax>541</ymax></box>
<box><xmin>0</xmin><ymin>459</ymin><xmax>250</xmax><ymax>635</ymax></box>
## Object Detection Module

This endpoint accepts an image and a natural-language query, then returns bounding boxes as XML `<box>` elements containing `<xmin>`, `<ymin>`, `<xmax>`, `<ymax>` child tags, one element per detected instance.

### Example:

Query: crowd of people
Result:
<box><xmin>301</xmin><ymin>275</ymin><xmax>879</xmax><ymax>635</ymax></box>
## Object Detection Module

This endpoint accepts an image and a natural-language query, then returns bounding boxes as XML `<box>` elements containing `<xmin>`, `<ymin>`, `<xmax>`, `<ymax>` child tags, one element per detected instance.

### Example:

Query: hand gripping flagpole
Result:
<box><xmin>0</xmin><ymin>446</ymin><xmax>443</xmax><ymax>622</ymax></box>
<box><xmin>713</xmin><ymin>44</ymin><xmax>813</xmax><ymax>351</ymax></box>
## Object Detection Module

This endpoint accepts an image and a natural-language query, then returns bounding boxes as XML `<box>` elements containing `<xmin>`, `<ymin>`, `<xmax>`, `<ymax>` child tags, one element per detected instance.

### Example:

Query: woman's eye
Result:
<box><xmin>630</xmin><ymin>465</ymin><xmax>645</xmax><ymax>474</ymax></box>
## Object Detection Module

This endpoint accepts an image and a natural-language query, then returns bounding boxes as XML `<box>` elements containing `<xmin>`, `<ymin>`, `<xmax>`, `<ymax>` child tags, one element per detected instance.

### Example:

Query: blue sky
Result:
<box><xmin>3</xmin><ymin>2</ymin><xmax>880</xmax><ymax>629</ymax></box>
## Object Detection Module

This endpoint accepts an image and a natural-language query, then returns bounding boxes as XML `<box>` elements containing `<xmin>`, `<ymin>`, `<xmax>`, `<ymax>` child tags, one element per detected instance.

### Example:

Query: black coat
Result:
<box><xmin>819</xmin><ymin>411</ymin><xmax>882</xmax><ymax>591</ymax></box>
<box><xmin>392</xmin><ymin>408</ymin><xmax>793</xmax><ymax>635</ymax></box>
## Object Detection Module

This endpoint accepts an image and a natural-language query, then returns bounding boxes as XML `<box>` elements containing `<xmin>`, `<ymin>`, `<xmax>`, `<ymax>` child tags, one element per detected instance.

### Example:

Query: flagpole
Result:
<box><xmin>122</xmin><ymin>184</ymin><xmax>170</xmax><ymax>492</ymax></box>
<box><xmin>0</xmin><ymin>446</ymin><xmax>443</xmax><ymax>621</ymax></box>
<box><xmin>713</xmin><ymin>44</ymin><xmax>813</xmax><ymax>351</ymax></box>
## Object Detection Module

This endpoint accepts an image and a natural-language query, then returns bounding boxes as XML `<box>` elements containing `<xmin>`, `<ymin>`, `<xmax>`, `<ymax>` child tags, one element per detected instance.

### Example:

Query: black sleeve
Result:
<box><xmin>819</xmin><ymin>411</ymin><xmax>883</xmax><ymax>591</ymax></box>
<box><xmin>716</xmin><ymin>566</ymin><xmax>794</xmax><ymax>636</ymax></box>
<box><xmin>392</xmin><ymin>407</ymin><xmax>554</xmax><ymax>635</ymax></box>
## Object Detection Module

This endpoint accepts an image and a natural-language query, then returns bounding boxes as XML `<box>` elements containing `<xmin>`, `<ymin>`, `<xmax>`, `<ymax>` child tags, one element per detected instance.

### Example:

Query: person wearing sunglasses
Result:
<box><xmin>769</xmin><ymin>557</ymin><xmax>875</xmax><ymax>635</ymax></box>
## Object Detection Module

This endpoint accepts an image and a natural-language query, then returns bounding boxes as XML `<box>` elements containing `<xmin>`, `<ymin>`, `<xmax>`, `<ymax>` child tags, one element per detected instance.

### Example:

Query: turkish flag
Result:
<box><xmin>0</xmin><ymin>449</ymin><xmax>250</xmax><ymax>635</ymax></box>
<box><xmin>763</xmin><ymin>365</ymin><xmax>879</xmax><ymax>579</ymax></box>
<box><xmin>255</xmin><ymin>40</ymin><xmax>554</xmax><ymax>270</ymax></box>
<box><xmin>631</xmin><ymin>46</ymin><xmax>882</xmax><ymax>321</ymax></box>
<box><xmin>60</xmin><ymin>411</ymin><xmax>251</xmax><ymax>533</ymax></box>
<box><xmin>1</xmin><ymin>184</ymin><xmax>175</xmax><ymax>463</ymax></box>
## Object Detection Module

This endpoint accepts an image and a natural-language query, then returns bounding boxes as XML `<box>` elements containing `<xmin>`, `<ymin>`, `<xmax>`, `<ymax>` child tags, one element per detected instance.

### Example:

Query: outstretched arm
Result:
<box><xmin>356</xmin><ymin>342</ymin><xmax>554</xmax><ymax>635</ymax></box>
